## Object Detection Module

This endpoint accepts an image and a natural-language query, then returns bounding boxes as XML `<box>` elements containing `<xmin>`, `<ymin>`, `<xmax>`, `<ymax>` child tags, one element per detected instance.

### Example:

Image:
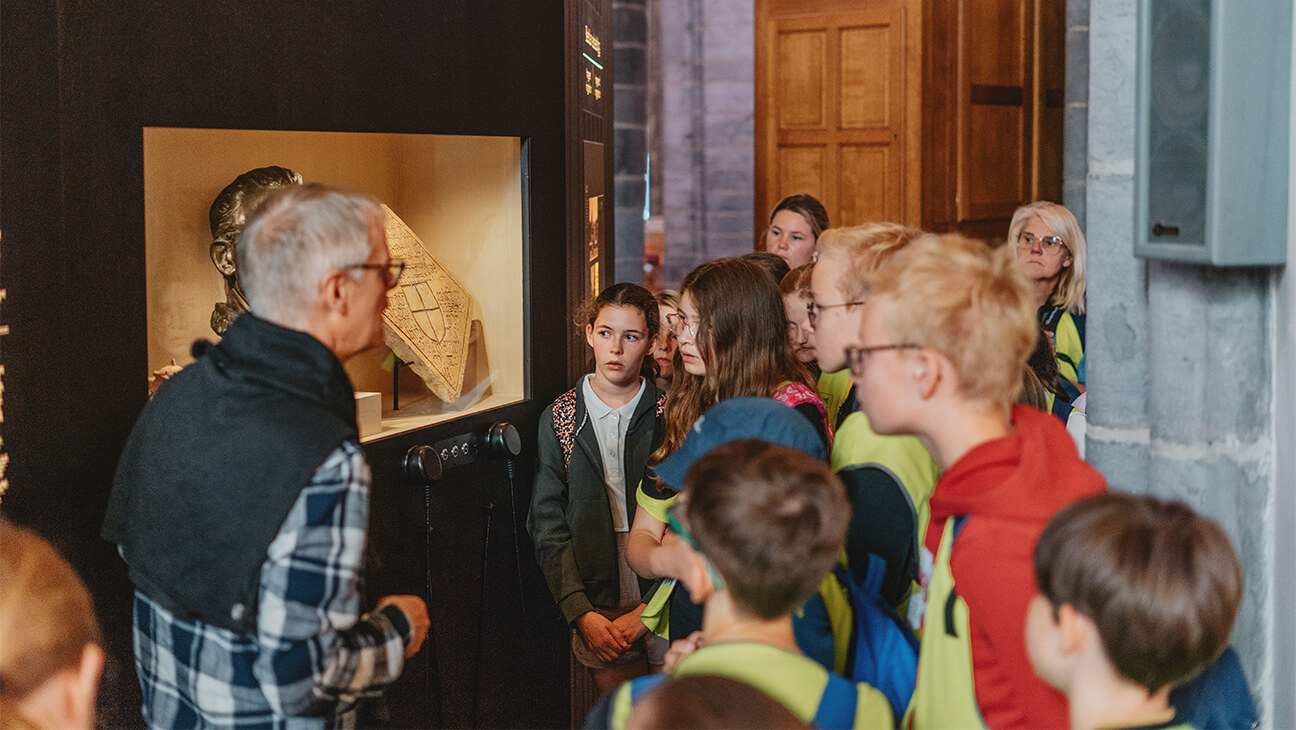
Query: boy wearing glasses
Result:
<box><xmin>808</xmin><ymin>224</ymin><xmax>940</xmax><ymax>614</ymax></box>
<box><xmin>850</xmin><ymin>233</ymin><xmax>1105</xmax><ymax>728</ymax></box>
<box><xmin>587</xmin><ymin>398</ymin><xmax>893</xmax><ymax>729</ymax></box>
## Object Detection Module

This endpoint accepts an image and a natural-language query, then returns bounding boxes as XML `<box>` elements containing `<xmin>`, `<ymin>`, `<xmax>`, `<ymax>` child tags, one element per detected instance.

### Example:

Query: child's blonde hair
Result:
<box><xmin>1007</xmin><ymin>201</ymin><xmax>1087</xmax><ymax>314</ymax></box>
<box><xmin>863</xmin><ymin>233</ymin><xmax>1036</xmax><ymax>405</ymax></box>
<box><xmin>815</xmin><ymin>222</ymin><xmax>925</xmax><ymax>303</ymax></box>
<box><xmin>0</xmin><ymin>518</ymin><xmax>102</xmax><ymax>728</ymax></box>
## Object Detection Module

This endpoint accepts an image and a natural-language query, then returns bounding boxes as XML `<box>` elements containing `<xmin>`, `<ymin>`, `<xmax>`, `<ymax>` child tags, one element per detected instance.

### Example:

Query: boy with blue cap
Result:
<box><xmin>586</xmin><ymin>398</ymin><xmax>893</xmax><ymax>729</ymax></box>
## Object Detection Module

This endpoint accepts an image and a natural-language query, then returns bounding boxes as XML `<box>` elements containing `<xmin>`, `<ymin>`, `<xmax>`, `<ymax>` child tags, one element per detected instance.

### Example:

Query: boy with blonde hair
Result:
<box><xmin>851</xmin><ymin>233</ymin><xmax>1106</xmax><ymax>728</ymax></box>
<box><xmin>1028</xmin><ymin>493</ymin><xmax>1244</xmax><ymax>730</ymax></box>
<box><xmin>809</xmin><ymin>224</ymin><xmax>939</xmax><ymax>611</ymax></box>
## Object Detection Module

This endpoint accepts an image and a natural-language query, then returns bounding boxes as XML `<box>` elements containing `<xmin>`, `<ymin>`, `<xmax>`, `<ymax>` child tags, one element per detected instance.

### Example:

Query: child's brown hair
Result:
<box><xmin>575</xmin><ymin>282</ymin><xmax>661</xmax><ymax>339</ymax></box>
<box><xmin>1033</xmin><ymin>492</ymin><xmax>1244</xmax><ymax>691</ymax></box>
<box><xmin>653</xmin><ymin>259</ymin><xmax>809</xmax><ymax>463</ymax></box>
<box><xmin>683</xmin><ymin>440</ymin><xmax>848</xmax><ymax>619</ymax></box>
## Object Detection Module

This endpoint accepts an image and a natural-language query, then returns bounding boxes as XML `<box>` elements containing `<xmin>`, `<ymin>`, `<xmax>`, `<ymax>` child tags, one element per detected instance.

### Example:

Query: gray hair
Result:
<box><xmin>237</xmin><ymin>184</ymin><xmax>383</xmax><ymax>326</ymax></box>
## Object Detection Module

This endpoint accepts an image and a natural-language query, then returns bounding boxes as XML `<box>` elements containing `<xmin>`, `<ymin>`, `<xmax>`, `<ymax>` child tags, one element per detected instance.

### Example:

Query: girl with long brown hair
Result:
<box><xmin>625</xmin><ymin>257</ymin><xmax>829</xmax><ymax>640</ymax></box>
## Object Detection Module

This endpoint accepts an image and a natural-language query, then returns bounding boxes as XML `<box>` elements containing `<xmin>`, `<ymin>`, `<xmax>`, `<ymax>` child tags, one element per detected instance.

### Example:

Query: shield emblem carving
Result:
<box><xmin>379</xmin><ymin>206</ymin><xmax>473</xmax><ymax>403</ymax></box>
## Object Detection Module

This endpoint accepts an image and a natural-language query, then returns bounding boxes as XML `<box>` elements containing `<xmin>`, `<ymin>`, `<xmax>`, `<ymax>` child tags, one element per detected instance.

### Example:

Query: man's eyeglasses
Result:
<box><xmin>665</xmin><ymin>312</ymin><xmax>700</xmax><ymax>337</ymax></box>
<box><xmin>845</xmin><ymin>343</ymin><xmax>920</xmax><ymax>377</ymax></box>
<box><xmin>343</xmin><ymin>259</ymin><xmax>405</xmax><ymax>289</ymax></box>
<box><xmin>806</xmin><ymin>299</ymin><xmax>864</xmax><ymax>327</ymax></box>
<box><xmin>1016</xmin><ymin>232</ymin><xmax>1068</xmax><ymax>255</ymax></box>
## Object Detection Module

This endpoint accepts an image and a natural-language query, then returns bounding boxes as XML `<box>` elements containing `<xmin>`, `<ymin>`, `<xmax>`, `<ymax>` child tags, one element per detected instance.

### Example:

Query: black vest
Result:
<box><xmin>103</xmin><ymin>314</ymin><xmax>359</xmax><ymax>632</ymax></box>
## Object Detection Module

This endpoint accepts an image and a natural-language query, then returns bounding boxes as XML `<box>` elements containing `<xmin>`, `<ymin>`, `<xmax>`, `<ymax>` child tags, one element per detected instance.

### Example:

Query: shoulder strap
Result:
<box><xmin>944</xmin><ymin>516</ymin><xmax>972</xmax><ymax>639</ymax></box>
<box><xmin>813</xmin><ymin>672</ymin><xmax>859</xmax><ymax>729</ymax></box>
<box><xmin>774</xmin><ymin>381</ymin><xmax>823</xmax><ymax>411</ymax></box>
<box><xmin>629</xmin><ymin>672</ymin><xmax>670</xmax><ymax>703</ymax></box>
<box><xmin>552</xmin><ymin>388</ymin><xmax>579</xmax><ymax>477</ymax></box>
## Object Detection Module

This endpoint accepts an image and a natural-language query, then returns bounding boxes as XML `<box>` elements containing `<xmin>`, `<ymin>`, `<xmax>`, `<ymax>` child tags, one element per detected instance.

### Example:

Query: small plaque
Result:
<box><xmin>355</xmin><ymin>391</ymin><xmax>382</xmax><ymax>438</ymax></box>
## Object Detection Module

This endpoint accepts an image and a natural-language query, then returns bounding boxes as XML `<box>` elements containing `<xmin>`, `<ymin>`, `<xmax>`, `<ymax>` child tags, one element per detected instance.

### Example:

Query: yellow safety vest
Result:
<box><xmin>610</xmin><ymin>642</ymin><xmax>894</xmax><ymax>729</ymax></box>
<box><xmin>818</xmin><ymin>368</ymin><xmax>854</xmax><ymax>430</ymax></box>
<box><xmin>905</xmin><ymin>517</ymin><xmax>985</xmax><ymax>729</ymax></box>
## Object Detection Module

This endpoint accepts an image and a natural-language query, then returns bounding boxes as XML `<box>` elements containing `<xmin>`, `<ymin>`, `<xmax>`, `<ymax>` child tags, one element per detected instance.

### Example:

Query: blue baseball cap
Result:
<box><xmin>652</xmin><ymin>397</ymin><xmax>827</xmax><ymax>491</ymax></box>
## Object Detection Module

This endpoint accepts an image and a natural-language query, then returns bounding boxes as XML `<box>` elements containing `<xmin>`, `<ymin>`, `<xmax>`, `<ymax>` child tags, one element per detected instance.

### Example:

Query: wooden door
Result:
<box><xmin>756</xmin><ymin>0</ymin><xmax>922</xmax><ymax>233</ymax></box>
<box><xmin>923</xmin><ymin>0</ymin><xmax>1064</xmax><ymax>238</ymax></box>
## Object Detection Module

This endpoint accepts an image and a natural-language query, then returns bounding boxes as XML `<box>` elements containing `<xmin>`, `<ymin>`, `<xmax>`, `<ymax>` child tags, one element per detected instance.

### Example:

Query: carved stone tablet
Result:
<box><xmin>381</xmin><ymin>206</ymin><xmax>473</xmax><ymax>403</ymax></box>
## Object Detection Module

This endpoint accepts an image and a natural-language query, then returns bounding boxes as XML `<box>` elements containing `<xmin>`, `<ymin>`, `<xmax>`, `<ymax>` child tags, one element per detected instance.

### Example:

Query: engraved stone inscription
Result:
<box><xmin>380</xmin><ymin>206</ymin><xmax>473</xmax><ymax>403</ymax></box>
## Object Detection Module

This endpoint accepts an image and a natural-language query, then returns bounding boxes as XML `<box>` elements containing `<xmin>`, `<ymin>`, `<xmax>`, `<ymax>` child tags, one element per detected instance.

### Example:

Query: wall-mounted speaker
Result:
<box><xmin>1135</xmin><ymin>0</ymin><xmax>1291</xmax><ymax>265</ymax></box>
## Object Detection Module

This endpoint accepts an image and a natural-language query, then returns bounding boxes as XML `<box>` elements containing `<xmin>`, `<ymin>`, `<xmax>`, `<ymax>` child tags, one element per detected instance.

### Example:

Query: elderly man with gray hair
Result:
<box><xmin>104</xmin><ymin>183</ymin><xmax>429</xmax><ymax>729</ymax></box>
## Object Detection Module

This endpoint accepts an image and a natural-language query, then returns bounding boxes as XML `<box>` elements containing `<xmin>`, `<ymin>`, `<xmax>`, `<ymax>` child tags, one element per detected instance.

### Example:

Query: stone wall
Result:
<box><xmin>657</xmin><ymin>0</ymin><xmax>755</xmax><ymax>287</ymax></box>
<box><xmin>1086</xmin><ymin>1</ymin><xmax>1292</xmax><ymax>721</ymax></box>
<box><xmin>614</xmin><ymin>0</ymin><xmax>649</xmax><ymax>284</ymax></box>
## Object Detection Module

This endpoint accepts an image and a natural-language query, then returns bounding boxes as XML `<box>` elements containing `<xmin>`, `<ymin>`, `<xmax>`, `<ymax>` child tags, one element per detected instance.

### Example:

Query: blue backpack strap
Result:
<box><xmin>628</xmin><ymin>672</ymin><xmax>669</xmax><ymax>703</ymax></box>
<box><xmin>813</xmin><ymin>672</ymin><xmax>858</xmax><ymax>730</ymax></box>
<box><xmin>1050</xmin><ymin>394</ymin><xmax>1074</xmax><ymax>423</ymax></box>
<box><xmin>943</xmin><ymin>516</ymin><xmax>972</xmax><ymax>639</ymax></box>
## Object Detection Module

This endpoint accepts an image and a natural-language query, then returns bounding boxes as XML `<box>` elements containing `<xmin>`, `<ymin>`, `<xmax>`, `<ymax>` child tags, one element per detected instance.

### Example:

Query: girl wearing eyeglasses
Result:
<box><xmin>625</xmin><ymin>257</ymin><xmax>829</xmax><ymax>642</ymax></box>
<box><xmin>1009</xmin><ymin>201</ymin><xmax>1088</xmax><ymax>395</ymax></box>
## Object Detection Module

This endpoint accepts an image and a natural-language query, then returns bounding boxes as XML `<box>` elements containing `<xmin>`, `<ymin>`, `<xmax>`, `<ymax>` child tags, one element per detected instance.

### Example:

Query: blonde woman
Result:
<box><xmin>1008</xmin><ymin>201</ymin><xmax>1087</xmax><ymax>392</ymax></box>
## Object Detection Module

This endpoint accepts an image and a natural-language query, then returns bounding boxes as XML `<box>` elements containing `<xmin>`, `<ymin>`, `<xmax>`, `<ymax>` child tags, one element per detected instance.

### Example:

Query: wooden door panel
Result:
<box><xmin>967</xmin><ymin>104</ymin><xmax>1025</xmax><ymax>218</ymax></box>
<box><xmin>839</xmin><ymin>144</ymin><xmax>893</xmax><ymax>222</ymax></box>
<box><xmin>967</xmin><ymin>0</ymin><xmax>1026</xmax><ymax>86</ymax></box>
<box><xmin>839</xmin><ymin>24</ymin><xmax>893</xmax><ymax>129</ymax></box>
<box><xmin>777</xmin><ymin>30</ymin><xmax>829</xmax><ymax>130</ymax></box>
<box><xmin>779</xmin><ymin>146</ymin><xmax>828</xmax><ymax>203</ymax></box>
<box><xmin>758</xmin><ymin>1</ymin><xmax>914</xmax><ymax>233</ymax></box>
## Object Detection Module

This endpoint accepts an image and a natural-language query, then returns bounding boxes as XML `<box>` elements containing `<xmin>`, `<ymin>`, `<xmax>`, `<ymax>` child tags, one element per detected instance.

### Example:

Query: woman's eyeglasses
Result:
<box><xmin>1016</xmin><ymin>232</ymin><xmax>1067</xmax><ymax>255</ymax></box>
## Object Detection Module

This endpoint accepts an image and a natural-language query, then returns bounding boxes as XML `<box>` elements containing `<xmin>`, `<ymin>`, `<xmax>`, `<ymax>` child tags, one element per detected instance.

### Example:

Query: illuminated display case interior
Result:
<box><xmin>143</xmin><ymin>128</ymin><xmax>526</xmax><ymax>441</ymax></box>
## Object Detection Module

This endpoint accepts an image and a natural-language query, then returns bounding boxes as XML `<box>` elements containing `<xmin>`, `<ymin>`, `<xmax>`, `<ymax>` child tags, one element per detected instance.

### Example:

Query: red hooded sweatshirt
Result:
<box><xmin>921</xmin><ymin>405</ymin><xmax>1106</xmax><ymax>729</ymax></box>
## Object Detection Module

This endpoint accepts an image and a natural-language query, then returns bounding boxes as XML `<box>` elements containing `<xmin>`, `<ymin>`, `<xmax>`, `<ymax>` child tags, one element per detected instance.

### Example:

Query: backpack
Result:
<box><xmin>551</xmin><ymin>386</ymin><xmax>667</xmax><ymax>479</ymax></box>
<box><xmin>826</xmin><ymin>554</ymin><xmax>920</xmax><ymax>721</ymax></box>
<box><xmin>625</xmin><ymin>670</ymin><xmax>861</xmax><ymax>730</ymax></box>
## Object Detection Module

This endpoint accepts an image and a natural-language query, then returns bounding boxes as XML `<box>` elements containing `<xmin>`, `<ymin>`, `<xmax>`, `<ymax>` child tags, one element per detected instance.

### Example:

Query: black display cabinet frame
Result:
<box><xmin>1</xmin><ymin>1</ymin><xmax>611</xmax><ymax>726</ymax></box>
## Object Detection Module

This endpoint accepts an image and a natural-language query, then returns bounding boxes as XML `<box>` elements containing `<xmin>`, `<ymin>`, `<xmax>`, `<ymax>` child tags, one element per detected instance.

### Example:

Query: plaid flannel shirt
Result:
<box><xmin>132</xmin><ymin>441</ymin><xmax>411</xmax><ymax>729</ymax></box>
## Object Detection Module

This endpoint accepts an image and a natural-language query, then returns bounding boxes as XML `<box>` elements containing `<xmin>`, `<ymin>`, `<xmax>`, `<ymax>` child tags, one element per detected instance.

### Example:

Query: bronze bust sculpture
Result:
<box><xmin>208</xmin><ymin>166</ymin><xmax>304</xmax><ymax>334</ymax></box>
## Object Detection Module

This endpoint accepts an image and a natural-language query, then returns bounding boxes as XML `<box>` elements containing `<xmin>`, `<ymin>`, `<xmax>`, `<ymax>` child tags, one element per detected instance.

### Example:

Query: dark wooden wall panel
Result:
<box><xmin>2</xmin><ymin>2</ymin><xmax>574</xmax><ymax>727</ymax></box>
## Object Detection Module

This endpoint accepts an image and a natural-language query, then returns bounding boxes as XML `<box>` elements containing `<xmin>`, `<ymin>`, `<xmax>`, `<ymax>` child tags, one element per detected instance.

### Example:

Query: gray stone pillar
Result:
<box><xmin>658</xmin><ymin>0</ymin><xmax>754</xmax><ymax>287</ymax></box>
<box><xmin>1087</xmin><ymin>0</ymin><xmax>1281</xmax><ymax>718</ymax></box>
<box><xmin>614</xmin><ymin>0</ymin><xmax>649</xmax><ymax>284</ymax></box>
<box><xmin>1063</xmin><ymin>0</ymin><xmax>1089</xmax><ymax>225</ymax></box>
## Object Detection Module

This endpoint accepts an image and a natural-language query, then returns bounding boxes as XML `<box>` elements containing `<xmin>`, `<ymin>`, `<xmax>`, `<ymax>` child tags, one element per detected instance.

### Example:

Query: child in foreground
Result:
<box><xmin>1028</xmin><ymin>492</ymin><xmax>1244</xmax><ymax>730</ymax></box>
<box><xmin>851</xmin><ymin>233</ymin><xmax>1106</xmax><ymax>727</ymax></box>
<box><xmin>589</xmin><ymin>401</ymin><xmax>892</xmax><ymax>729</ymax></box>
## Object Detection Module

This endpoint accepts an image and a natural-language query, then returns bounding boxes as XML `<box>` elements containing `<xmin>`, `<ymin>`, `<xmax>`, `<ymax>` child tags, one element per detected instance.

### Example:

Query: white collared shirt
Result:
<box><xmin>581</xmin><ymin>374</ymin><xmax>647</xmax><ymax>532</ymax></box>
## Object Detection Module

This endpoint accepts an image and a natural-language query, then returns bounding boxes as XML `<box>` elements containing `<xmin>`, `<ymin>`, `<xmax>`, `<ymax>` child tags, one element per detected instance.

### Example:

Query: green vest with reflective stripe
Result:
<box><xmin>831</xmin><ymin>410</ymin><xmax>939</xmax><ymax>564</ymax></box>
<box><xmin>906</xmin><ymin>517</ymin><xmax>985</xmax><ymax>729</ymax></box>
<box><xmin>609</xmin><ymin>642</ymin><xmax>894</xmax><ymax>729</ymax></box>
<box><xmin>819</xmin><ymin>368</ymin><xmax>854</xmax><ymax>431</ymax></box>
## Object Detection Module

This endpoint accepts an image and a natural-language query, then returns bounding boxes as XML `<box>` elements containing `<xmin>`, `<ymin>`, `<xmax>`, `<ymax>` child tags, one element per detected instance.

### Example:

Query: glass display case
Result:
<box><xmin>143</xmin><ymin>128</ymin><xmax>526</xmax><ymax>441</ymax></box>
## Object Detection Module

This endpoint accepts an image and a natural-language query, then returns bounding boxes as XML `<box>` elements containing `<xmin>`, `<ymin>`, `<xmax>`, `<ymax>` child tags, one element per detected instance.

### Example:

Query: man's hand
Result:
<box><xmin>577</xmin><ymin>611</ymin><xmax>630</xmax><ymax>663</ymax></box>
<box><xmin>378</xmin><ymin>594</ymin><xmax>430</xmax><ymax>659</ymax></box>
<box><xmin>610</xmin><ymin>605</ymin><xmax>649</xmax><ymax>645</ymax></box>
<box><xmin>663</xmin><ymin>630</ymin><xmax>705</xmax><ymax>673</ymax></box>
